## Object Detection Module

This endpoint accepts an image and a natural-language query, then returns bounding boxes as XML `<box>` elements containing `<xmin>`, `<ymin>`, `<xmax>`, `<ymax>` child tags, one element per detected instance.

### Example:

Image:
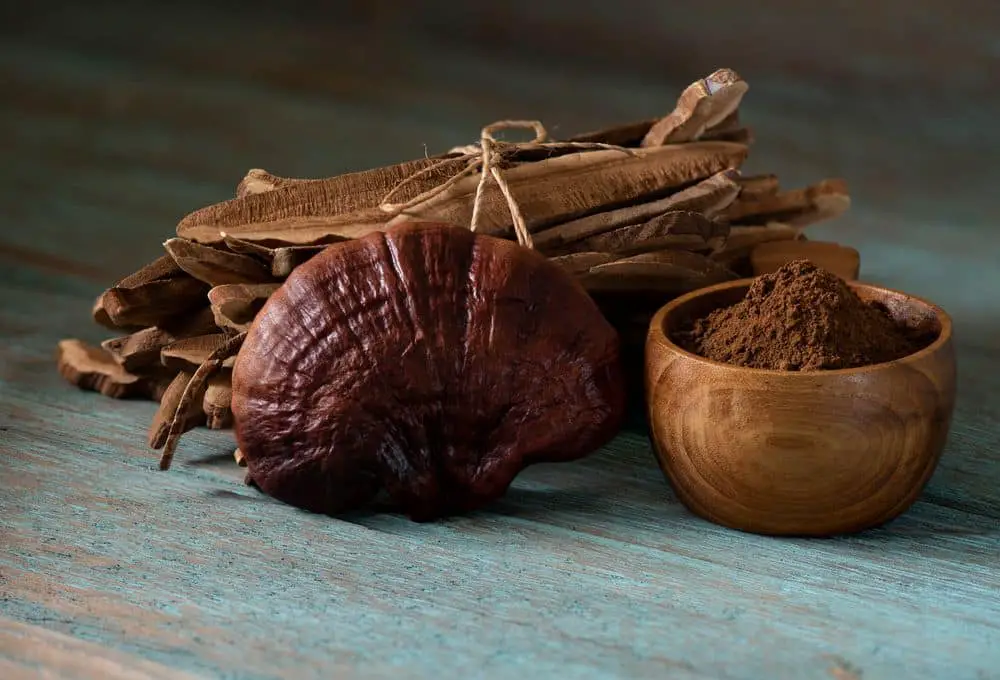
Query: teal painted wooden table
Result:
<box><xmin>2</xmin><ymin>2</ymin><xmax>998</xmax><ymax>678</ymax></box>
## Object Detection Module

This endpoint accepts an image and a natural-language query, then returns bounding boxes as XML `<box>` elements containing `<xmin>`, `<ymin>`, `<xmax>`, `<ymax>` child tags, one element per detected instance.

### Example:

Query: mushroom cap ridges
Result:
<box><xmin>231</xmin><ymin>222</ymin><xmax>625</xmax><ymax>520</ymax></box>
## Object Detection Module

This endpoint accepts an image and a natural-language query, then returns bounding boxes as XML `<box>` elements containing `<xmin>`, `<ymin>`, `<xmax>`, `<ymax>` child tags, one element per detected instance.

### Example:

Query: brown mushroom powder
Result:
<box><xmin>675</xmin><ymin>260</ymin><xmax>930</xmax><ymax>370</ymax></box>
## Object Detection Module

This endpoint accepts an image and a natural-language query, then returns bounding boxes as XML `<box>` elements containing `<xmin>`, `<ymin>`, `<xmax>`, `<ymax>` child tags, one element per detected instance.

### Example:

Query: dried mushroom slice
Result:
<box><xmin>161</xmin><ymin>334</ymin><xmax>236</xmax><ymax>372</ymax></box>
<box><xmin>178</xmin><ymin>157</ymin><xmax>467</xmax><ymax>234</ymax></box>
<box><xmin>163</xmin><ymin>238</ymin><xmax>274</xmax><ymax>286</ymax></box>
<box><xmin>92</xmin><ymin>255</ymin><xmax>186</xmax><ymax>330</ymax></box>
<box><xmin>57</xmin><ymin>339</ymin><xmax>158</xmax><ymax>399</ymax></box>
<box><xmin>579</xmin><ymin>249</ymin><xmax>737</xmax><ymax>295</ymax></box>
<box><xmin>566</xmin><ymin>211</ymin><xmax>729</xmax><ymax>257</ymax></box>
<box><xmin>388</xmin><ymin>142</ymin><xmax>748</xmax><ymax>238</ymax></box>
<box><xmin>548</xmin><ymin>252</ymin><xmax>617</xmax><ymax>276</ymax></box>
<box><xmin>208</xmin><ymin>283</ymin><xmax>280</xmax><ymax>334</ymax></box>
<box><xmin>231</xmin><ymin>222</ymin><xmax>626</xmax><ymax>521</ymax></box>
<box><xmin>642</xmin><ymin>69</ymin><xmax>749</xmax><ymax>146</ymax></box>
<box><xmin>532</xmin><ymin>169</ymin><xmax>741</xmax><ymax>252</ymax></box>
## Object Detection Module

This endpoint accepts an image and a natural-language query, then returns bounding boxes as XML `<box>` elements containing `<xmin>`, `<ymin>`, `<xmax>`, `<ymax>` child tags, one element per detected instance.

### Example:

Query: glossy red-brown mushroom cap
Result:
<box><xmin>231</xmin><ymin>222</ymin><xmax>625</xmax><ymax>520</ymax></box>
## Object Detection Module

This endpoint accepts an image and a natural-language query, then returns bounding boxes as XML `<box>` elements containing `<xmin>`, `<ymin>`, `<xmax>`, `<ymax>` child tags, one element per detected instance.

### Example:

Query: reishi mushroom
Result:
<box><xmin>230</xmin><ymin>222</ymin><xmax>626</xmax><ymax>520</ymax></box>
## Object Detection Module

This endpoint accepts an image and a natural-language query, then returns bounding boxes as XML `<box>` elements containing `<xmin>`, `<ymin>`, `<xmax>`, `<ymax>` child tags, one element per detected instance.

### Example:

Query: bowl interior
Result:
<box><xmin>660</xmin><ymin>280</ymin><xmax>945</xmax><ymax>366</ymax></box>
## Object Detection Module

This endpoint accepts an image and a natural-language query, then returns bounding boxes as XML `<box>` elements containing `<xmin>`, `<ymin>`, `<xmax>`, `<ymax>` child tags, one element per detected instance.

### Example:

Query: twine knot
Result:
<box><xmin>379</xmin><ymin>120</ymin><xmax>633</xmax><ymax>249</ymax></box>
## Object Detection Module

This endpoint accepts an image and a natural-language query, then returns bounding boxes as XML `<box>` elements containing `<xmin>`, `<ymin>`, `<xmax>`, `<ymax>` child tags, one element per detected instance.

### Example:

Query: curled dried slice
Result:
<box><xmin>231</xmin><ymin>222</ymin><xmax>626</xmax><ymax>520</ymax></box>
<box><xmin>642</xmin><ymin>69</ymin><xmax>749</xmax><ymax>146</ymax></box>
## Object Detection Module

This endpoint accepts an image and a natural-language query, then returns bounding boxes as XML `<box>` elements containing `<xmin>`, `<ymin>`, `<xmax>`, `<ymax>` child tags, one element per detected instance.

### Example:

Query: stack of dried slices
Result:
<box><xmin>58</xmin><ymin>68</ymin><xmax>852</xmax><ymax>447</ymax></box>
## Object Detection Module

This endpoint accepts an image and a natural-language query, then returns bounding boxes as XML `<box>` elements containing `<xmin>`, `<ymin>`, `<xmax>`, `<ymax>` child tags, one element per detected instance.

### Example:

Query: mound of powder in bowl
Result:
<box><xmin>674</xmin><ymin>260</ymin><xmax>932</xmax><ymax>371</ymax></box>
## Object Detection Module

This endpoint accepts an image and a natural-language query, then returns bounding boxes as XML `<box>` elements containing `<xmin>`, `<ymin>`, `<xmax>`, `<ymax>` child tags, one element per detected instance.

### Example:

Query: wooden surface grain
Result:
<box><xmin>2</xmin><ymin>2</ymin><xmax>999</xmax><ymax>678</ymax></box>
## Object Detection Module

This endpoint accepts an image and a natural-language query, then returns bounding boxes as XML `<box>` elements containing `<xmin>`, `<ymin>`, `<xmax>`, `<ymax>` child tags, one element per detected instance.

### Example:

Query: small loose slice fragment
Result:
<box><xmin>532</xmin><ymin>170</ymin><xmax>741</xmax><ymax>251</ymax></box>
<box><xmin>566</xmin><ymin>211</ymin><xmax>729</xmax><ymax>257</ymax></box>
<box><xmin>163</xmin><ymin>238</ymin><xmax>274</xmax><ymax>286</ymax></box>
<box><xmin>148</xmin><ymin>371</ymin><xmax>205</xmax><ymax>449</ymax></box>
<box><xmin>57</xmin><ymin>339</ymin><xmax>153</xmax><ymax>399</ymax></box>
<box><xmin>208</xmin><ymin>283</ymin><xmax>280</xmax><ymax>333</ymax></box>
<box><xmin>751</xmin><ymin>240</ymin><xmax>860</xmax><ymax>280</ymax></box>
<box><xmin>161</xmin><ymin>334</ymin><xmax>235</xmax><ymax>372</ymax></box>
<box><xmin>642</xmin><ymin>69</ymin><xmax>749</xmax><ymax>146</ymax></box>
<box><xmin>203</xmin><ymin>373</ymin><xmax>234</xmax><ymax>429</ymax></box>
<box><xmin>234</xmin><ymin>447</ymin><xmax>247</xmax><ymax>467</ymax></box>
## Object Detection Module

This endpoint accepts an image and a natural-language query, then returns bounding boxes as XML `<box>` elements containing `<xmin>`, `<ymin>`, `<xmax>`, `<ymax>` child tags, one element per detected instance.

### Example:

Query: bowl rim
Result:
<box><xmin>647</xmin><ymin>277</ymin><xmax>954</xmax><ymax>376</ymax></box>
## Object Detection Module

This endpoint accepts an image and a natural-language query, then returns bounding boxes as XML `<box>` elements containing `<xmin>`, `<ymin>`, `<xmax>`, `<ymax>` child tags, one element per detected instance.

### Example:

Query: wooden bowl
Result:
<box><xmin>644</xmin><ymin>279</ymin><xmax>956</xmax><ymax>536</ymax></box>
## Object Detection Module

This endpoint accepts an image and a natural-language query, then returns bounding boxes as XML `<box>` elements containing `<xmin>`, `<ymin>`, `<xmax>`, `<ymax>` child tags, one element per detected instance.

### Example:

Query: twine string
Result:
<box><xmin>379</xmin><ymin>120</ymin><xmax>634</xmax><ymax>249</ymax></box>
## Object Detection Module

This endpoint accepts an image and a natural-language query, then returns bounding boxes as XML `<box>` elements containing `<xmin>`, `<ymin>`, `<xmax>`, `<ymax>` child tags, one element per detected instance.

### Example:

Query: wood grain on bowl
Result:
<box><xmin>645</xmin><ymin>279</ymin><xmax>957</xmax><ymax>536</ymax></box>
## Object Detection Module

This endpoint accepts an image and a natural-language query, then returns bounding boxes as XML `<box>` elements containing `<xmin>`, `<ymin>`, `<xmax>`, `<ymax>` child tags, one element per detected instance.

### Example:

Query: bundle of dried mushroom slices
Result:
<box><xmin>57</xmin><ymin>67</ymin><xmax>852</xmax><ymax>456</ymax></box>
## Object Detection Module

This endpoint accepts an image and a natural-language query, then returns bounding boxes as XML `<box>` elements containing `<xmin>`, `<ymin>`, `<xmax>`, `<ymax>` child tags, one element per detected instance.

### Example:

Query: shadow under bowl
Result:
<box><xmin>644</xmin><ymin>279</ymin><xmax>957</xmax><ymax>537</ymax></box>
